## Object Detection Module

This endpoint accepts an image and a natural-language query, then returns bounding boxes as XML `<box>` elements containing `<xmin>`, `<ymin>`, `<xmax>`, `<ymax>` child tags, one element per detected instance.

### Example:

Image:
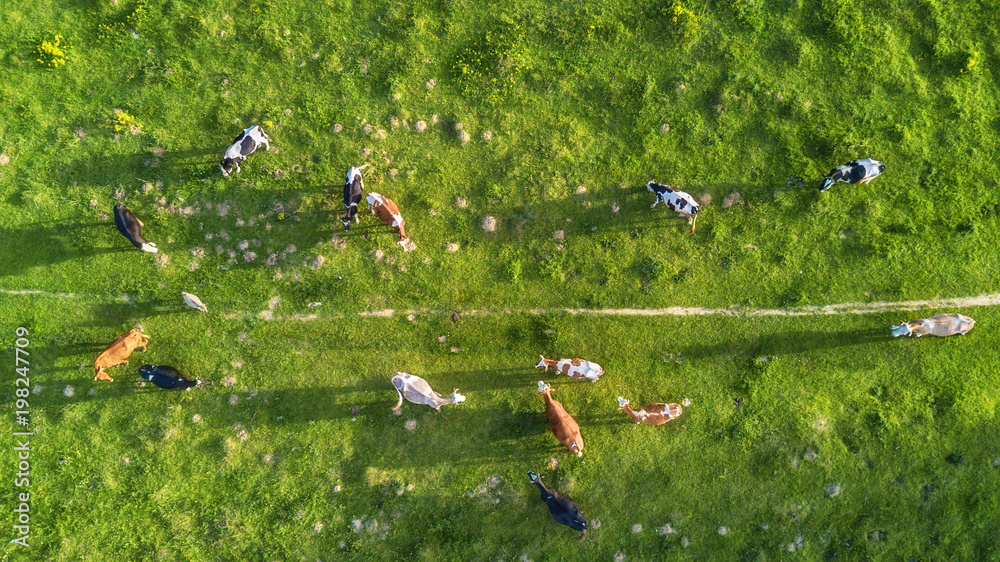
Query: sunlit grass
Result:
<box><xmin>2</xmin><ymin>0</ymin><xmax>1000</xmax><ymax>558</ymax></box>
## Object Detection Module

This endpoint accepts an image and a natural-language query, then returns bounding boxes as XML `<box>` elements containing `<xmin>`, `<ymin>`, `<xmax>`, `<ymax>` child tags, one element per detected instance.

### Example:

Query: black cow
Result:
<box><xmin>113</xmin><ymin>203</ymin><xmax>158</xmax><ymax>253</ymax></box>
<box><xmin>342</xmin><ymin>165</ymin><xmax>367</xmax><ymax>230</ymax></box>
<box><xmin>139</xmin><ymin>364</ymin><xmax>212</xmax><ymax>390</ymax></box>
<box><xmin>528</xmin><ymin>471</ymin><xmax>588</xmax><ymax>538</ymax></box>
<box><xmin>221</xmin><ymin>125</ymin><xmax>271</xmax><ymax>176</ymax></box>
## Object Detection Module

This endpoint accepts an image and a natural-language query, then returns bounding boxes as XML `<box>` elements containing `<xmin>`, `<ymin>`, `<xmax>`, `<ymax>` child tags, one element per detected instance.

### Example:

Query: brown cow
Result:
<box><xmin>366</xmin><ymin>192</ymin><xmax>414</xmax><ymax>251</ymax></box>
<box><xmin>616</xmin><ymin>396</ymin><xmax>682</xmax><ymax>425</ymax></box>
<box><xmin>537</xmin><ymin>381</ymin><xmax>584</xmax><ymax>456</ymax></box>
<box><xmin>93</xmin><ymin>329</ymin><xmax>150</xmax><ymax>382</ymax></box>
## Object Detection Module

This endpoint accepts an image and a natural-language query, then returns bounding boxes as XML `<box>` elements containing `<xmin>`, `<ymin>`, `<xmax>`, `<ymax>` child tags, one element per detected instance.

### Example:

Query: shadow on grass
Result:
<box><xmin>683</xmin><ymin>327</ymin><xmax>887</xmax><ymax>360</ymax></box>
<box><xmin>425</xmin><ymin>367</ymin><xmax>537</xmax><ymax>393</ymax></box>
<box><xmin>81</xmin><ymin>299</ymin><xmax>195</xmax><ymax>326</ymax></box>
<box><xmin>67</xmin><ymin>147</ymin><xmax>221</xmax><ymax>181</ymax></box>
<box><xmin>0</xmin><ymin>221</ymin><xmax>128</xmax><ymax>276</ymax></box>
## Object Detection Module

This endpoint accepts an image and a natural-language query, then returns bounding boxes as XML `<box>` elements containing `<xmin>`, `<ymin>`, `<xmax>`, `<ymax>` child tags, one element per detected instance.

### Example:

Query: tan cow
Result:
<box><xmin>94</xmin><ymin>328</ymin><xmax>150</xmax><ymax>381</ymax></box>
<box><xmin>537</xmin><ymin>381</ymin><xmax>584</xmax><ymax>456</ymax></box>
<box><xmin>535</xmin><ymin>355</ymin><xmax>603</xmax><ymax>382</ymax></box>
<box><xmin>891</xmin><ymin>313</ymin><xmax>975</xmax><ymax>338</ymax></box>
<box><xmin>391</xmin><ymin>372</ymin><xmax>465</xmax><ymax>412</ymax></box>
<box><xmin>367</xmin><ymin>192</ymin><xmax>414</xmax><ymax>251</ymax></box>
<box><xmin>616</xmin><ymin>397</ymin><xmax>682</xmax><ymax>425</ymax></box>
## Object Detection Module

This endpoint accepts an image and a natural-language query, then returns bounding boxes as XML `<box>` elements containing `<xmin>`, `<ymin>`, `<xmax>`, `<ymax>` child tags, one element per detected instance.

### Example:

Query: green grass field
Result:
<box><xmin>3</xmin><ymin>0</ymin><xmax>1000</xmax><ymax>559</ymax></box>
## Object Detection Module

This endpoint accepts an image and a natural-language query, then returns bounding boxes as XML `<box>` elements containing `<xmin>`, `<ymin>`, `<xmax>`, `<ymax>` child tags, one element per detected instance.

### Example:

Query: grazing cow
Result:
<box><xmin>891</xmin><ymin>313</ymin><xmax>975</xmax><ymax>337</ymax></box>
<box><xmin>341</xmin><ymin>165</ymin><xmax>368</xmax><ymax>231</ymax></box>
<box><xmin>646</xmin><ymin>182</ymin><xmax>700</xmax><ymax>234</ymax></box>
<box><xmin>527</xmin><ymin>471</ymin><xmax>588</xmax><ymax>538</ymax></box>
<box><xmin>139</xmin><ymin>364</ymin><xmax>212</xmax><ymax>390</ymax></box>
<box><xmin>535</xmin><ymin>355</ymin><xmax>603</xmax><ymax>383</ymax></box>
<box><xmin>93</xmin><ymin>329</ymin><xmax>150</xmax><ymax>382</ymax></box>
<box><xmin>391</xmin><ymin>372</ymin><xmax>466</xmax><ymax>412</ymax></box>
<box><xmin>820</xmin><ymin>158</ymin><xmax>885</xmax><ymax>191</ymax></box>
<box><xmin>537</xmin><ymin>381</ymin><xmax>584</xmax><ymax>456</ymax></box>
<box><xmin>616</xmin><ymin>396</ymin><xmax>683</xmax><ymax>425</ymax></box>
<box><xmin>113</xmin><ymin>203</ymin><xmax>158</xmax><ymax>253</ymax></box>
<box><xmin>181</xmin><ymin>292</ymin><xmax>208</xmax><ymax>313</ymax></box>
<box><xmin>367</xmin><ymin>192</ymin><xmax>413</xmax><ymax>251</ymax></box>
<box><xmin>220</xmin><ymin>125</ymin><xmax>271</xmax><ymax>176</ymax></box>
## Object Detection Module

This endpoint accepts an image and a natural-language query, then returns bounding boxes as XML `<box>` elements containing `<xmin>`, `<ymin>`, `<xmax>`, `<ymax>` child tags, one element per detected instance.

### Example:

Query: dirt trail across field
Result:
<box><xmin>350</xmin><ymin>292</ymin><xmax>1000</xmax><ymax>320</ymax></box>
<box><xmin>5</xmin><ymin>288</ymin><xmax>1000</xmax><ymax>319</ymax></box>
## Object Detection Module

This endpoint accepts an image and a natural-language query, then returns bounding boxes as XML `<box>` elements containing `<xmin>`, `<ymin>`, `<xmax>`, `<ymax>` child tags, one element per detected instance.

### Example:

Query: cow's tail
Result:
<box><xmin>392</xmin><ymin>388</ymin><xmax>404</xmax><ymax>412</ymax></box>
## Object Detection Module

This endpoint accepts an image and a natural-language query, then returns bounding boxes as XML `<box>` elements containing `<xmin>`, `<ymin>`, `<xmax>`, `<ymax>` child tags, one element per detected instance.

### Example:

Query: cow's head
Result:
<box><xmin>93</xmin><ymin>368</ymin><xmax>114</xmax><ymax>382</ymax></box>
<box><xmin>535</xmin><ymin>355</ymin><xmax>549</xmax><ymax>371</ymax></box>
<box><xmin>616</xmin><ymin>396</ymin><xmax>630</xmax><ymax>409</ymax></box>
<box><xmin>645</xmin><ymin>181</ymin><xmax>658</xmax><ymax>193</ymax></box>
<box><xmin>450</xmin><ymin>389</ymin><xmax>466</xmax><ymax>405</ymax></box>
<box><xmin>391</xmin><ymin>373</ymin><xmax>407</xmax><ymax>391</ymax></box>
<box><xmin>536</xmin><ymin>380</ymin><xmax>551</xmax><ymax>395</ymax></box>
<box><xmin>341</xmin><ymin>216</ymin><xmax>352</xmax><ymax>231</ymax></box>
<box><xmin>570</xmin><ymin>442</ymin><xmax>582</xmax><ymax>456</ymax></box>
<box><xmin>220</xmin><ymin>158</ymin><xmax>239</xmax><ymax>177</ymax></box>
<box><xmin>890</xmin><ymin>322</ymin><xmax>913</xmax><ymax>337</ymax></box>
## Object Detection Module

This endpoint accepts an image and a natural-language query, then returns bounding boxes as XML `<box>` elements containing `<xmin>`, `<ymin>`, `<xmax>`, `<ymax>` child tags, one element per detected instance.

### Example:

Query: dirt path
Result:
<box><xmin>6</xmin><ymin>288</ymin><xmax>1000</xmax><ymax>319</ymax></box>
<box><xmin>349</xmin><ymin>292</ymin><xmax>1000</xmax><ymax>320</ymax></box>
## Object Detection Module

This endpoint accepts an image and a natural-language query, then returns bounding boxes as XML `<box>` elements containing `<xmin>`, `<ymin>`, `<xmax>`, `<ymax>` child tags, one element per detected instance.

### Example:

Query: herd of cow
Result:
<box><xmin>90</xmin><ymin>124</ymin><xmax>978</xmax><ymax>536</ymax></box>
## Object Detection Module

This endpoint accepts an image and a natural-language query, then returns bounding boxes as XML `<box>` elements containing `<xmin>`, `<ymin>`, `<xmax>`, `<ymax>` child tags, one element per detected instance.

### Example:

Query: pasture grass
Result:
<box><xmin>2</xmin><ymin>0</ymin><xmax>1000</xmax><ymax>558</ymax></box>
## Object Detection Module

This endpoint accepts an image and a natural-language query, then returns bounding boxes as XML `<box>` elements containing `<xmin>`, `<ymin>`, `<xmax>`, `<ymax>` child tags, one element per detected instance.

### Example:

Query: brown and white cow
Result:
<box><xmin>535</xmin><ymin>355</ymin><xmax>603</xmax><ymax>382</ymax></box>
<box><xmin>616</xmin><ymin>397</ymin><xmax>683</xmax><ymax>426</ymax></box>
<box><xmin>94</xmin><ymin>328</ymin><xmax>150</xmax><ymax>382</ymax></box>
<box><xmin>367</xmin><ymin>192</ymin><xmax>413</xmax><ymax>251</ymax></box>
<box><xmin>891</xmin><ymin>313</ymin><xmax>975</xmax><ymax>338</ymax></box>
<box><xmin>391</xmin><ymin>372</ymin><xmax>465</xmax><ymax>412</ymax></box>
<box><xmin>537</xmin><ymin>381</ymin><xmax>584</xmax><ymax>456</ymax></box>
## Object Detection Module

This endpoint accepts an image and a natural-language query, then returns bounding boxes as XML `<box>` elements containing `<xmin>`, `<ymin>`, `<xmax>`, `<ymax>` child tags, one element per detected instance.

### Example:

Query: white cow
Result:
<box><xmin>391</xmin><ymin>372</ymin><xmax>465</xmax><ymax>411</ymax></box>
<box><xmin>891</xmin><ymin>313</ymin><xmax>975</xmax><ymax>337</ymax></box>
<box><xmin>647</xmin><ymin>181</ymin><xmax>700</xmax><ymax>234</ymax></box>
<box><xmin>221</xmin><ymin>125</ymin><xmax>271</xmax><ymax>176</ymax></box>
<box><xmin>181</xmin><ymin>292</ymin><xmax>208</xmax><ymax>313</ymax></box>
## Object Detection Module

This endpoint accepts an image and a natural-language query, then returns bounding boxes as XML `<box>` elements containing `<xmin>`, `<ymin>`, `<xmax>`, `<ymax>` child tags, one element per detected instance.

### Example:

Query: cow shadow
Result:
<box><xmin>421</xmin><ymin>367</ymin><xmax>537</xmax><ymax>393</ymax></box>
<box><xmin>66</xmin><ymin>147</ymin><xmax>221</xmax><ymax>184</ymax></box>
<box><xmin>0</xmin><ymin>221</ymin><xmax>127</xmax><ymax>276</ymax></box>
<box><xmin>346</xmin><ymin>405</ymin><xmax>545</xmax><ymax>469</ymax></box>
<box><xmin>683</xmin><ymin>327</ymin><xmax>888</xmax><ymax>361</ymax></box>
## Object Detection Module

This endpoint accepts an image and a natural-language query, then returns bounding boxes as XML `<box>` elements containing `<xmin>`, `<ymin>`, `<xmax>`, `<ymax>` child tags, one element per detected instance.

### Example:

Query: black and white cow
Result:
<box><xmin>139</xmin><ymin>364</ymin><xmax>212</xmax><ymax>390</ymax></box>
<box><xmin>220</xmin><ymin>125</ymin><xmax>272</xmax><ymax>176</ymax></box>
<box><xmin>113</xmin><ymin>203</ymin><xmax>158</xmax><ymax>253</ymax></box>
<box><xmin>820</xmin><ymin>158</ymin><xmax>885</xmax><ymax>191</ymax></box>
<box><xmin>646</xmin><ymin>181</ymin><xmax>701</xmax><ymax>234</ymax></box>
<box><xmin>341</xmin><ymin>165</ymin><xmax>368</xmax><ymax>231</ymax></box>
